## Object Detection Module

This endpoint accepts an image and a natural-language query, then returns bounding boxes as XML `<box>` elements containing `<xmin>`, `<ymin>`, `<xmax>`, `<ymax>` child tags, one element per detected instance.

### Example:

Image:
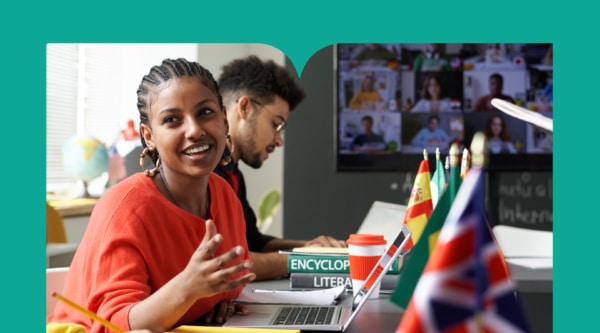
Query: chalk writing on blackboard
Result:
<box><xmin>495</xmin><ymin>172</ymin><xmax>552</xmax><ymax>228</ymax></box>
<box><xmin>402</xmin><ymin>172</ymin><xmax>414</xmax><ymax>194</ymax></box>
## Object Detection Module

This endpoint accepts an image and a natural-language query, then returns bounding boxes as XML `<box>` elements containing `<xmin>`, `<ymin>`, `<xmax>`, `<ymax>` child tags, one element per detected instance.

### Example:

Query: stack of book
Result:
<box><xmin>285</xmin><ymin>247</ymin><xmax>402</xmax><ymax>291</ymax></box>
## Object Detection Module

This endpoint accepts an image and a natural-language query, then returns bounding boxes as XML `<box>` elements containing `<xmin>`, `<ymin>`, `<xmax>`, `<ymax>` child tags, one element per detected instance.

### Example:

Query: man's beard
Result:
<box><xmin>239</xmin><ymin>139</ymin><xmax>263</xmax><ymax>169</ymax></box>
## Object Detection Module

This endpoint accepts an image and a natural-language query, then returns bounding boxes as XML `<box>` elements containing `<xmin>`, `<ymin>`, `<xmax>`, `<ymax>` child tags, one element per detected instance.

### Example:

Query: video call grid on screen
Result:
<box><xmin>335</xmin><ymin>43</ymin><xmax>553</xmax><ymax>172</ymax></box>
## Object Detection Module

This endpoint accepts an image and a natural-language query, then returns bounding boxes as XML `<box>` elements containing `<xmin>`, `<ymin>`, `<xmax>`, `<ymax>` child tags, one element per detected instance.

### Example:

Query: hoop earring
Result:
<box><xmin>220</xmin><ymin>134</ymin><xmax>235</xmax><ymax>166</ymax></box>
<box><xmin>140</xmin><ymin>147</ymin><xmax>161</xmax><ymax>177</ymax></box>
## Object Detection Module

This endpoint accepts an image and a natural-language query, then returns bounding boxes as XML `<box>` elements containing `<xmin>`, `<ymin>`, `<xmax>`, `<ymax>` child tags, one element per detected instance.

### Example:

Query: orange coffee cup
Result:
<box><xmin>346</xmin><ymin>234</ymin><xmax>386</xmax><ymax>298</ymax></box>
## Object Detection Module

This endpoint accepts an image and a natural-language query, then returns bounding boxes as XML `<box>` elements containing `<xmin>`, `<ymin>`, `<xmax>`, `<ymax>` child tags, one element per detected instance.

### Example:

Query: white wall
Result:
<box><xmin>196</xmin><ymin>43</ymin><xmax>286</xmax><ymax>238</ymax></box>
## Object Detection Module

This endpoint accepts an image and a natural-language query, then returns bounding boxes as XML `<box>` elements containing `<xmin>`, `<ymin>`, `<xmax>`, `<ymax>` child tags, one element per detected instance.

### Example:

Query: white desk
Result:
<box><xmin>507</xmin><ymin>258</ymin><xmax>553</xmax><ymax>293</ymax></box>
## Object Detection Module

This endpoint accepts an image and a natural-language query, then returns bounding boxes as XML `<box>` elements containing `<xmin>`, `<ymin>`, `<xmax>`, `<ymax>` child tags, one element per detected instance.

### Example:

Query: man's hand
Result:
<box><xmin>305</xmin><ymin>235</ymin><xmax>347</xmax><ymax>248</ymax></box>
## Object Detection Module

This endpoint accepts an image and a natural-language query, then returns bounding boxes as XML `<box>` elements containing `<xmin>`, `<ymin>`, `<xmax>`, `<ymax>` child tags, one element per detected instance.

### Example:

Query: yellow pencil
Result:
<box><xmin>52</xmin><ymin>292</ymin><xmax>126</xmax><ymax>333</ymax></box>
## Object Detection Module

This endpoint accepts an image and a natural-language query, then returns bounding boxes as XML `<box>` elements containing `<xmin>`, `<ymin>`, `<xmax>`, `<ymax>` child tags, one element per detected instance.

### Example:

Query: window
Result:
<box><xmin>47</xmin><ymin>44</ymin><xmax>126</xmax><ymax>188</ymax></box>
<box><xmin>46</xmin><ymin>43</ymin><xmax>198</xmax><ymax>191</ymax></box>
<box><xmin>47</xmin><ymin>44</ymin><xmax>80</xmax><ymax>187</ymax></box>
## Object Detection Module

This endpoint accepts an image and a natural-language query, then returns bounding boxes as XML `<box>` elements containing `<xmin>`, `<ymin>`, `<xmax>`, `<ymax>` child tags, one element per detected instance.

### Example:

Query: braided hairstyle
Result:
<box><xmin>136</xmin><ymin>58</ymin><xmax>223</xmax><ymax>165</ymax></box>
<box><xmin>217</xmin><ymin>55</ymin><xmax>306</xmax><ymax>111</ymax></box>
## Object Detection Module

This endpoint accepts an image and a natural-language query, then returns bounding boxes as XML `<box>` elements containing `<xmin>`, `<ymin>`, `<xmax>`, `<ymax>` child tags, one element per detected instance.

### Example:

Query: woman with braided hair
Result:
<box><xmin>49</xmin><ymin>58</ymin><xmax>256</xmax><ymax>333</ymax></box>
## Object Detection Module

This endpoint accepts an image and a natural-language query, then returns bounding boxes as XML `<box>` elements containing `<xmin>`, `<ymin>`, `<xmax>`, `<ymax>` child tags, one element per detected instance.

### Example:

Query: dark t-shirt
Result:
<box><xmin>351</xmin><ymin>133</ymin><xmax>385</xmax><ymax>150</ymax></box>
<box><xmin>213</xmin><ymin>148</ymin><xmax>275</xmax><ymax>252</ymax></box>
<box><xmin>472</xmin><ymin>94</ymin><xmax>515</xmax><ymax>112</ymax></box>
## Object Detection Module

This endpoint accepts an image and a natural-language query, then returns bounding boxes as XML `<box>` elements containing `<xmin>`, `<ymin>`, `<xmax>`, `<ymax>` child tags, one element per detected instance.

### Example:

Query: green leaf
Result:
<box><xmin>258</xmin><ymin>189</ymin><xmax>281</xmax><ymax>222</ymax></box>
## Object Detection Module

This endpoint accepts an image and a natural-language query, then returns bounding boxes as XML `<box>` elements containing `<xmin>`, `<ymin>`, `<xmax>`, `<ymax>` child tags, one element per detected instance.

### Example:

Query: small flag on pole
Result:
<box><xmin>460</xmin><ymin>147</ymin><xmax>470</xmax><ymax>179</ymax></box>
<box><xmin>430</xmin><ymin>147</ymin><xmax>446</xmax><ymax>208</ymax></box>
<box><xmin>391</xmin><ymin>143</ymin><xmax>462</xmax><ymax>310</ymax></box>
<box><xmin>444</xmin><ymin>155</ymin><xmax>450</xmax><ymax>184</ymax></box>
<box><xmin>401</xmin><ymin>149</ymin><xmax>433</xmax><ymax>252</ymax></box>
<box><xmin>396</xmin><ymin>133</ymin><xmax>531</xmax><ymax>333</ymax></box>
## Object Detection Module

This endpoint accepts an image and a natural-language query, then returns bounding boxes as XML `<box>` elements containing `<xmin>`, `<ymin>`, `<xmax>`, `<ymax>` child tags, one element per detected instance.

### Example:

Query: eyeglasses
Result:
<box><xmin>249</xmin><ymin>98</ymin><xmax>286</xmax><ymax>134</ymax></box>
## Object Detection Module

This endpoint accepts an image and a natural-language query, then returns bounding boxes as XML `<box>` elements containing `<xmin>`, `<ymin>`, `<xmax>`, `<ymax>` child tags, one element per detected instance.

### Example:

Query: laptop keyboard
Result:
<box><xmin>272</xmin><ymin>306</ymin><xmax>337</xmax><ymax>326</ymax></box>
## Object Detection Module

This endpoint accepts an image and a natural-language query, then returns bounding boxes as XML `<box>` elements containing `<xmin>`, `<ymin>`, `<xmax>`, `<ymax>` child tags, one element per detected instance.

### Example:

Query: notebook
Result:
<box><xmin>356</xmin><ymin>201</ymin><xmax>407</xmax><ymax>245</ymax></box>
<box><xmin>284</xmin><ymin>200</ymin><xmax>407</xmax><ymax>255</ymax></box>
<box><xmin>223</xmin><ymin>224</ymin><xmax>411</xmax><ymax>332</ymax></box>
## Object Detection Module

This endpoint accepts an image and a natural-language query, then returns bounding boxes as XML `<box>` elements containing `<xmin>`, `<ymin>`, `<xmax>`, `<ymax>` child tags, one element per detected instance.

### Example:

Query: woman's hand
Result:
<box><xmin>181</xmin><ymin>219</ymin><xmax>256</xmax><ymax>300</ymax></box>
<box><xmin>127</xmin><ymin>220</ymin><xmax>256</xmax><ymax>332</ymax></box>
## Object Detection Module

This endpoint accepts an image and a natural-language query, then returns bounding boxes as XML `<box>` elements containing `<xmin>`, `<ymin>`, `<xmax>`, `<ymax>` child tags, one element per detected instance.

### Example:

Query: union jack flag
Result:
<box><xmin>396</xmin><ymin>167</ymin><xmax>531</xmax><ymax>333</ymax></box>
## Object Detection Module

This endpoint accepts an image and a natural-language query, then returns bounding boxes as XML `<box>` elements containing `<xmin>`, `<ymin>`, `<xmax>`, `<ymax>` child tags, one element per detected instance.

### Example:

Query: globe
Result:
<box><xmin>62</xmin><ymin>135</ymin><xmax>109</xmax><ymax>197</ymax></box>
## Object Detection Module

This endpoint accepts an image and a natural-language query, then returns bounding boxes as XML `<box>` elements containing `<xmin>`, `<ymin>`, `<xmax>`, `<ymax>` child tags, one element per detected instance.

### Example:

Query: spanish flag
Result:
<box><xmin>391</xmin><ymin>143</ymin><xmax>462</xmax><ymax>309</ymax></box>
<box><xmin>402</xmin><ymin>150</ymin><xmax>433</xmax><ymax>252</ymax></box>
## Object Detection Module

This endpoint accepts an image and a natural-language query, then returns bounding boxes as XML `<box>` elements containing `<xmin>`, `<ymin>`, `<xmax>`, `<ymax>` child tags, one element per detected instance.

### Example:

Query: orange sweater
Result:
<box><xmin>348</xmin><ymin>90</ymin><xmax>382</xmax><ymax>109</ymax></box>
<box><xmin>49</xmin><ymin>173</ymin><xmax>249</xmax><ymax>332</ymax></box>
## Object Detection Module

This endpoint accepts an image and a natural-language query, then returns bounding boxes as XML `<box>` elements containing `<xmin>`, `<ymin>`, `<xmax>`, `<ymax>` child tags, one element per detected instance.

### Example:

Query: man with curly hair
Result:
<box><xmin>215</xmin><ymin>56</ymin><xmax>346</xmax><ymax>280</ymax></box>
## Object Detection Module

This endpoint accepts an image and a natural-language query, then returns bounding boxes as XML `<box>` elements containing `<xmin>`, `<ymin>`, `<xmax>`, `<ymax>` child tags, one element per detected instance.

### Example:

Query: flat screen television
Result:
<box><xmin>335</xmin><ymin>43</ymin><xmax>553</xmax><ymax>172</ymax></box>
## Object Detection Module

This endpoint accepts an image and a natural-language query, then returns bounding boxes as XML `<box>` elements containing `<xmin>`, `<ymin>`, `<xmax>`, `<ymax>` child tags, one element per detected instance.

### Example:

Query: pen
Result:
<box><xmin>251</xmin><ymin>288</ymin><xmax>332</xmax><ymax>293</ymax></box>
<box><xmin>251</xmin><ymin>289</ymin><xmax>278</xmax><ymax>293</ymax></box>
<box><xmin>251</xmin><ymin>288</ymin><xmax>314</xmax><ymax>293</ymax></box>
<box><xmin>52</xmin><ymin>292</ymin><xmax>126</xmax><ymax>333</ymax></box>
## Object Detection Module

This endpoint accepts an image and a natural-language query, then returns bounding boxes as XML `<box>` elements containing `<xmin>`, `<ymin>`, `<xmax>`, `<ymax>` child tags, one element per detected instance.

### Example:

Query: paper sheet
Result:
<box><xmin>506</xmin><ymin>257</ymin><xmax>553</xmax><ymax>281</ymax></box>
<box><xmin>169</xmin><ymin>325</ymin><xmax>299</xmax><ymax>333</ymax></box>
<box><xmin>506</xmin><ymin>257</ymin><xmax>553</xmax><ymax>270</ymax></box>
<box><xmin>234</xmin><ymin>285</ymin><xmax>346</xmax><ymax>305</ymax></box>
<box><xmin>287</xmin><ymin>247</ymin><xmax>349</xmax><ymax>255</ymax></box>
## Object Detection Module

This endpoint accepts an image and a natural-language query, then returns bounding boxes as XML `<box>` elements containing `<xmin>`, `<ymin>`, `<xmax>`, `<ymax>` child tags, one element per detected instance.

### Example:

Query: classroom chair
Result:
<box><xmin>47</xmin><ymin>202</ymin><xmax>68</xmax><ymax>243</ymax></box>
<box><xmin>47</xmin><ymin>203</ymin><xmax>79</xmax><ymax>267</ymax></box>
<box><xmin>46</xmin><ymin>266</ymin><xmax>70</xmax><ymax>317</ymax></box>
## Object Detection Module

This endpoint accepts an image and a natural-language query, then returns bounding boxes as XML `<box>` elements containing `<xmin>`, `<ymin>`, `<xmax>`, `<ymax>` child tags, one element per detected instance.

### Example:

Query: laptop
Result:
<box><xmin>223</xmin><ymin>224</ymin><xmax>411</xmax><ymax>332</ymax></box>
<box><xmin>356</xmin><ymin>201</ymin><xmax>407</xmax><ymax>245</ymax></box>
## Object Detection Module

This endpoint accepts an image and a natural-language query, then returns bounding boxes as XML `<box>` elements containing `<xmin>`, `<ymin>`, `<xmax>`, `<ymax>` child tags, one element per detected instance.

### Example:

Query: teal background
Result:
<box><xmin>0</xmin><ymin>0</ymin><xmax>585</xmax><ymax>331</ymax></box>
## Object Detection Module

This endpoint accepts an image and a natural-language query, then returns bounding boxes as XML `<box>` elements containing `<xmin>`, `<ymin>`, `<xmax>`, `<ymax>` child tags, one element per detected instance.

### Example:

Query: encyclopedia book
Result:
<box><xmin>289</xmin><ymin>272</ymin><xmax>399</xmax><ymax>290</ymax></box>
<box><xmin>286</xmin><ymin>251</ymin><xmax>403</xmax><ymax>274</ymax></box>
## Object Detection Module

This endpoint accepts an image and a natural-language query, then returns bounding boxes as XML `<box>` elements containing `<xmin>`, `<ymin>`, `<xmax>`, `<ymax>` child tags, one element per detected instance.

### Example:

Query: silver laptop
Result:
<box><xmin>356</xmin><ymin>201</ymin><xmax>407</xmax><ymax>245</ymax></box>
<box><xmin>223</xmin><ymin>224</ymin><xmax>411</xmax><ymax>332</ymax></box>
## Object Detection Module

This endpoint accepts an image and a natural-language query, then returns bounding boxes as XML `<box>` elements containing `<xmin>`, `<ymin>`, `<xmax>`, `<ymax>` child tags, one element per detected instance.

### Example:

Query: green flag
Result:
<box><xmin>430</xmin><ymin>148</ymin><xmax>446</xmax><ymax>208</ymax></box>
<box><xmin>390</xmin><ymin>157</ymin><xmax>462</xmax><ymax>309</ymax></box>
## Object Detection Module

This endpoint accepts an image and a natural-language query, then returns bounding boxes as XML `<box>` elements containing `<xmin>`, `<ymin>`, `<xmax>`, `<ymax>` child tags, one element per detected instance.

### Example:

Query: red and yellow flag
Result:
<box><xmin>402</xmin><ymin>154</ymin><xmax>433</xmax><ymax>251</ymax></box>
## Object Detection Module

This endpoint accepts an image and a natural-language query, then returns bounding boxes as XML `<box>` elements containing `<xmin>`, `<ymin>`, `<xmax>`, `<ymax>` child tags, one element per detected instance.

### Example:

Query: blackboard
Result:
<box><xmin>488</xmin><ymin>171</ymin><xmax>553</xmax><ymax>231</ymax></box>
